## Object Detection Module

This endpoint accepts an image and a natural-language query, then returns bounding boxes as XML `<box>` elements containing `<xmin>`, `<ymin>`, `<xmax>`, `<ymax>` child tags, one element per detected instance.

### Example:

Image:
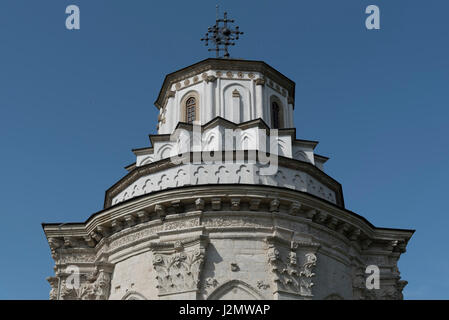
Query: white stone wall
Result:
<box><xmin>45</xmin><ymin>185</ymin><xmax>412</xmax><ymax>300</ymax></box>
<box><xmin>111</xmin><ymin>162</ymin><xmax>337</xmax><ymax>206</ymax></box>
<box><xmin>157</xmin><ymin>70</ymin><xmax>293</xmax><ymax>134</ymax></box>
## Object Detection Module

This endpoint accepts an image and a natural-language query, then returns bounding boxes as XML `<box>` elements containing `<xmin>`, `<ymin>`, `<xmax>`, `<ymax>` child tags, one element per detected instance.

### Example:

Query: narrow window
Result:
<box><xmin>271</xmin><ymin>102</ymin><xmax>280</xmax><ymax>129</ymax></box>
<box><xmin>186</xmin><ymin>97</ymin><xmax>196</xmax><ymax>124</ymax></box>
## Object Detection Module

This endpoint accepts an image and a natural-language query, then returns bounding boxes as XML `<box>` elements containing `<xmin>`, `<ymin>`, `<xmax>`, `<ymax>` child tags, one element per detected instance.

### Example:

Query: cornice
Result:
<box><xmin>314</xmin><ymin>154</ymin><xmax>330</xmax><ymax>163</ymax></box>
<box><xmin>42</xmin><ymin>184</ymin><xmax>414</xmax><ymax>261</ymax></box>
<box><xmin>154</xmin><ymin>58</ymin><xmax>296</xmax><ymax>110</ymax></box>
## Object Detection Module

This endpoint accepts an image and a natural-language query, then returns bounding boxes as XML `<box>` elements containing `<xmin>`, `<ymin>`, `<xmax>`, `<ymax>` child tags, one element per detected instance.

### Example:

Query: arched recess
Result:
<box><xmin>275</xmin><ymin>138</ymin><xmax>287</xmax><ymax>157</ymax></box>
<box><xmin>238</xmin><ymin>131</ymin><xmax>254</xmax><ymax>150</ymax></box>
<box><xmin>207</xmin><ymin>280</ymin><xmax>264</xmax><ymax>300</ymax></box>
<box><xmin>324</xmin><ymin>293</ymin><xmax>344</xmax><ymax>300</ymax></box>
<box><xmin>269</xmin><ymin>95</ymin><xmax>285</xmax><ymax>129</ymax></box>
<box><xmin>157</xmin><ymin>143</ymin><xmax>173</xmax><ymax>160</ymax></box>
<box><xmin>180</xmin><ymin>91</ymin><xmax>200</xmax><ymax>123</ymax></box>
<box><xmin>121</xmin><ymin>291</ymin><xmax>147</xmax><ymax>300</ymax></box>
<box><xmin>294</xmin><ymin>150</ymin><xmax>309</xmax><ymax>163</ymax></box>
<box><xmin>203</xmin><ymin>131</ymin><xmax>218</xmax><ymax>151</ymax></box>
<box><xmin>140</xmin><ymin>155</ymin><xmax>154</xmax><ymax>166</ymax></box>
<box><xmin>223</xmin><ymin>83</ymin><xmax>251</xmax><ymax>123</ymax></box>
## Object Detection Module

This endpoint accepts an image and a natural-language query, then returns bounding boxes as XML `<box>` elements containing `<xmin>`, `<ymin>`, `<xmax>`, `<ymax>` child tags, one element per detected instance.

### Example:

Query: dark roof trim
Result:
<box><xmin>124</xmin><ymin>162</ymin><xmax>136</xmax><ymax>172</ymax></box>
<box><xmin>314</xmin><ymin>154</ymin><xmax>330</xmax><ymax>163</ymax></box>
<box><xmin>132</xmin><ymin>147</ymin><xmax>153</xmax><ymax>156</ymax></box>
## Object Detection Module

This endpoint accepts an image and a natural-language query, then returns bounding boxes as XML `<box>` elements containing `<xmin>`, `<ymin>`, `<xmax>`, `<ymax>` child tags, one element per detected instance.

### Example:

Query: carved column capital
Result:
<box><xmin>265</xmin><ymin>236</ymin><xmax>319</xmax><ymax>299</ymax></box>
<box><xmin>151</xmin><ymin>235</ymin><xmax>209</xmax><ymax>298</ymax></box>
<box><xmin>255</xmin><ymin>78</ymin><xmax>266</xmax><ymax>86</ymax></box>
<box><xmin>206</xmin><ymin>75</ymin><xmax>217</xmax><ymax>83</ymax></box>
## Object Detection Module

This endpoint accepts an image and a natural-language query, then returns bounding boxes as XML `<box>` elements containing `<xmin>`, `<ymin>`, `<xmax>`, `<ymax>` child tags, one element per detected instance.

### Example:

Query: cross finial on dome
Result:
<box><xmin>200</xmin><ymin>7</ymin><xmax>244</xmax><ymax>59</ymax></box>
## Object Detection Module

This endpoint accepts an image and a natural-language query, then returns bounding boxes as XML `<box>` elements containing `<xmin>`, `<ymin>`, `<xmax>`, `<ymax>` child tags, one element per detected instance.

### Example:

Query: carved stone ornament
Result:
<box><xmin>255</xmin><ymin>78</ymin><xmax>266</xmax><ymax>86</ymax></box>
<box><xmin>47</xmin><ymin>276</ymin><xmax>59</xmax><ymax>300</ymax></box>
<box><xmin>266</xmin><ymin>237</ymin><xmax>319</xmax><ymax>298</ymax></box>
<box><xmin>205</xmin><ymin>277</ymin><xmax>219</xmax><ymax>288</ymax></box>
<box><xmin>151</xmin><ymin>236</ymin><xmax>208</xmax><ymax>297</ymax></box>
<box><xmin>256</xmin><ymin>280</ymin><xmax>270</xmax><ymax>290</ymax></box>
<box><xmin>59</xmin><ymin>263</ymin><xmax>114</xmax><ymax>300</ymax></box>
<box><xmin>206</xmin><ymin>75</ymin><xmax>217</xmax><ymax>83</ymax></box>
<box><xmin>153</xmin><ymin>249</ymin><xmax>205</xmax><ymax>296</ymax></box>
<box><xmin>351</xmin><ymin>261</ymin><xmax>407</xmax><ymax>300</ymax></box>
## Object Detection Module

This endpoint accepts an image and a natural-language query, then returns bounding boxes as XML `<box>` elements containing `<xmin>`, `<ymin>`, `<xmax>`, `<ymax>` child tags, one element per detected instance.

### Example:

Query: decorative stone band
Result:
<box><xmin>105</xmin><ymin>149</ymin><xmax>343</xmax><ymax>209</ymax></box>
<box><xmin>110</xmin><ymin>162</ymin><xmax>337</xmax><ymax>208</ymax></box>
<box><xmin>44</xmin><ymin>185</ymin><xmax>412</xmax><ymax>269</ymax></box>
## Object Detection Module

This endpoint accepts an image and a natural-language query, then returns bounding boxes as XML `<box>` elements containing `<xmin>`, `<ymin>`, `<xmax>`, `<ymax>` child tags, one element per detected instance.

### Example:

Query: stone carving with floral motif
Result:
<box><xmin>266</xmin><ymin>237</ymin><xmax>319</xmax><ymax>298</ymax></box>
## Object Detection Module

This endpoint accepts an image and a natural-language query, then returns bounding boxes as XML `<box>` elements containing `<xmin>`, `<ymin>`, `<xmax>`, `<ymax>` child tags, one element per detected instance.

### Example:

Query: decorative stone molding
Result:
<box><xmin>90</xmin><ymin>231</ymin><xmax>102</xmax><ymax>242</ymax></box>
<box><xmin>249</xmin><ymin>199</ymin><xmax>261</xmax><ymax>211</ymax></box>
<box><xmin>150</xmin><ymin>236</ymin><xmax>208</xmax><ymax>297</ymax></box>
<box><xmin>96</xmin><ymin>226</ymin><xmax>109</xmax><ymax>237</ymax></box>
<box><xmin>289</xmin><ymin>202</ymin><xmax>302</xmax><ymax>215</ymax></box>
<box><xmin>195</xmin><ymin>198</ymin><xmax>205</xmax><ymax>211</ymax></box>
<box><xmin>111</xmin><ymin>160</ymin><xmax>339</xmax><ymax>207</ymax></box>
<box><xmin>124</xmin><ymin>215</ymin><xmax>136</xmax><ymax>228</ymax></box>
<box><xmin>59</xmin><ymin>262</ymin><xmax>114</xmax><ymax>300</ymax></box>
<box><xmin>154</xmin><ymin>204</ymin><xmax>166</xmax><ymax>219</ymax></box>
<box><xmin>230</xmin><ymin>262</ymin><xmax>240</xmax><ymax>272</ymax></box>
<box><xmin>111</xmin><ymin>219</ymin><xmax>123</xmax><ymax>233</ymax></box>
<box><xmin>206</xmin><ymin>75</ymin><xmax>217</xmax><ymax>83</ymax></box>
<box><xmin>171</xmin><ymin>200</ymin><xmax>184</xmax><ymax>213</ymax></box>
<box><xmin>337</xmin><ymin>222</ymin><xmax>350</xmax><ymax>235</ymax></box>
<box><xmin>136</xmin><ymin>211</ymin><xmax>149</xmax><ymax>223</ymax></box>
<box><xmin>256</xmin><ymin>280</ymin><xmax>270</xmax><ymax>290</ymax></box>
<box><xmin>57</xmin><ymin>251</ymin><xmax>96</xmax><ymax>265</ymax></box>
<box><xmin>84</xmin><ymin>235</ymin><xmax>95</xmax><ymax>248</ymax></box>
<box><xmin>47</xmin><ymin>276</ymin><xmax>59</xmax><ymax>300</ymax></box>
<box><xmin>270</xmin><ymin>199</ymin><xmax>280</xmax><ymax>212</ymax></box>
<box><xmin>211</xmin><ymin>198</ymin><xmax>222</xmax><ymax>211</ymax></box>
<box><xmin>231</xmin><ymin>198</ymin><xmax>241</xmax><ymax>211</ymax></box>
<box><xmin>255</xmin><ymin>78</ymin><xmax>265</xmax><ymax>86</ymax></box>
<box><xmin>205</xmin><ymin>278</ymin><xmax>219</xmax><ymax>288</ymax></box>
<box><xmin>349</xmin><ymin>229</ymin><xmax>361</xmax><ymax>241</ymax></box>
<box><xmin>266</xmin><ymin>236</ymin><xmax>319</xmax><ymax>299</ymax></box>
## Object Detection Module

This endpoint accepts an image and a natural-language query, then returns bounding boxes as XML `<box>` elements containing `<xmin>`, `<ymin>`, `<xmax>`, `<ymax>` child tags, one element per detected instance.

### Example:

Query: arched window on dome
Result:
<box><xmin>186</xmin><ymin>97</ymin><xmax>197</xmax><ymax>124</ymax></box>
<box><xmin>271</xmin><ymin>101</ymin><xmax>280</xmax><ymax>129</ymax></box>
<box><xmin>270</xmin><ymin>95</ymin><xmax>285</xmax><ymax>129</ymax></box>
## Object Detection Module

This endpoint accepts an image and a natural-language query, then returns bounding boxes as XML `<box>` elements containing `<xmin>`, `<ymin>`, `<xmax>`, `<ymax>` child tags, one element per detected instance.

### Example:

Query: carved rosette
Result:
<box><xmin>151</xmin><ymin>236</ymin><xmax>208</xmax><ymax>297</ymax></box>
<box><xmin>266</xmin><ymin>237</ymin><xmax>319</xmax><ymax>298</ymax></box>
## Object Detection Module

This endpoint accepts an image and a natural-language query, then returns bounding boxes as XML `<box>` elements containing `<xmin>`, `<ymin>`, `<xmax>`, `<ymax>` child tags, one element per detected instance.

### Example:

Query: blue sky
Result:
<box><xmin>0</xmin><ymin>0</ymin><xmax>448</xmax><ymax>299</ymax></box>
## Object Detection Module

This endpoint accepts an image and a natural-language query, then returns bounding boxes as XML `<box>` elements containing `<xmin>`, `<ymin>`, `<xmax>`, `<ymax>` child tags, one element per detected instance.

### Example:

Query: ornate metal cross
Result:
<box><xmin>201</xmin><ymin>10</ymin><xmax>244</xmax><ymax>58</ymax></box>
